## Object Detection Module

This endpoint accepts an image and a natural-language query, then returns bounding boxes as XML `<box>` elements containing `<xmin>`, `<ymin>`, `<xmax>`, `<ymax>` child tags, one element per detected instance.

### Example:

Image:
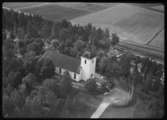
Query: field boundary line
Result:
<box><xmin>146</xmin><ymin>28</ymin><xmax>164</xmax><ymax>45</ymax></box>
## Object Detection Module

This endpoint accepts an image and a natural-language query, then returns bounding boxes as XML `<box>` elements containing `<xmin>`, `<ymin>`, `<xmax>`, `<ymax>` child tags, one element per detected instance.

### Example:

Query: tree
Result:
<box><xmin>133</xmin><ymin>65</ymin><xmax>143</xmax><ymax>87</ymax></box>
<box><xmin>61</xmin><ymin>19</ymin><xmax>71</xmax><ymax>28</ymax></box>
<box><xmin>143</xmin><ymin>71</ymin><xmax>153</xmax><ymax>92</ymax></box>
<box><xmin>23</xmin><ymin>89</ymin><xmax>44</xmax><ymax>117</ymax></box>
<box><xmin>37</xmin><ymin>58</ymin><xmax>55</xmax><ymax>81</ymax></box>
<box><xmin>51</xmin><ymin>39</ymin><xmax>59</xmax><ymax>49</ymax></box>
<box><xmin>4</xmin><ymin>84</ymin><xmax>14</xmax><ymax>96</ymax></box>
<box><xmin>3</xmin><ymin>94</ymin><xmax>15</xmax><ymax>117</ymax></box>
<box><xmin>23</xmin><ymin>86</ymin><xmax>58</xmax><ymax>117</ymax></box>
<box><xmin>58</xmin><ymin>28</ymin><xmax>69</xmax><ymax>42</ymax></box>
<box><xmin>22</xmin><ymin>73</ymin><xmax>38</xmax><ymax>94</ymax></box>
<box><xmin>59</xmin><ymin>71</ymin><xmax>73</xmax><ymax>98</ymax></box>
<box><xmin>73</xmin><ymin>39</ymin><xmax>85</xmax><ymax>52</ymax></box>
<box><xmin>104</xmin><ymin>58</ymin><xmax>122</xmax><ymax>78</ymax></box>
<box><xmin>119</xmin><ymin>53</ymin><xmax>133</xmax><ymax>77</ymax></box>
<box><xmin>10</xmin><ymin>89</ymin><xmax>25</xmax><ymax>110</ymax></box>
<box><xmin>26</xmin><ymin>21</ymin><xmax>40</xmax><ymax>38</ymax></box>
<box><xmin>97</xmin><ymin>55</ymin><xmax>107</xmax><ymax>74</ymax></box>
<box><xmin>3</xmin><ymin>38</ymin><xmax>15</xmax><ymax>65</ymax></box>
<box><xmin>148</xmin><ymin>97</ymin><xmax>164</xmax><ymax>118</ymax></box>
<box><xmin>42</xmin><ymin>78</ymin><xmax>59</xmax><ymax>95</ymax></box>
<box><xmin>17</xmin><ymin>27</ymin><xmax>25</xmax><ymax>40</ymax></box>
<box><xmin>40</xmin><ymin>21</ymin><xmax>52</xmax><ymax>39</ymax></box>
<box><xmin>104</xmin><ymin>28</ymin><xmax>110</xmax><ymax>39</ymax></box>
<box><xmin>150</xmin><ymin>76</ymin><xmax>161</xmax><ymax>92</ymax></box>
<box><xmin>26</xmin><ymin>38</ymin><xmax>44</xmax><ymax>55</ymax></box>
<box><xmin>70</xmin><ymin>47</ymin><xmax>78</xmax><ymax>57</ymax></box>
<box><xmin>18</xmin><ymin>83</ymin><xmax>27</xmax><ymax>97</ymax></box>
<box><xmin>111</xmin><ymin>33</ymin><xmax>119</xmax><ymax>46</ymax></box>
<box><xmin>23</xmin><ymin>51</ymin><xmax>37</xmax><ymax>74</ymax></box>
<box><xmin>6</xmin><ymin>71</ymin><xmax>22</xmax><ymax>89</ymax></box>
<box><xmin>85</xmin><ymin>78</ymin><xmax>98</xmax><ymax>95</ymax></box>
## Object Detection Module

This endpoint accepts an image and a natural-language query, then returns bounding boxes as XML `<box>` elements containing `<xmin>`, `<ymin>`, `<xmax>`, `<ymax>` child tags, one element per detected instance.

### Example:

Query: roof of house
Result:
<box><xmin>40</xmin><ymin>49</ymin><xmax>81</xmax><ymax>73</ymax></box>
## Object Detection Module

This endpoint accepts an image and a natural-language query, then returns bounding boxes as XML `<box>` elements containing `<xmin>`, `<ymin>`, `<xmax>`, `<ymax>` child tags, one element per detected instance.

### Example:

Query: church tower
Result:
<box><xmin>80</xmin><ymin>51</ymin><xmax>96</xmax><ymax>81</ymax></box>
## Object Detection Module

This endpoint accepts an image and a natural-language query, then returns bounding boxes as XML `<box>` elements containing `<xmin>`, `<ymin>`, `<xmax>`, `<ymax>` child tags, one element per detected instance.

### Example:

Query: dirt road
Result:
<box><xmin>91</xmin><ymin>88</ymin><xmax>130</xmax><ymax>118</ymax></box>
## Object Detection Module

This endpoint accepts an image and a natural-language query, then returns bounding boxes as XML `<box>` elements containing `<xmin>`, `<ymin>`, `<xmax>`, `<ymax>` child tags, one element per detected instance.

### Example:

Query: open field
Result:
<box><xmin>20</xmin><ymin>4</ymin><xmax>90</xmax><ymax>22</ymax></box>
<box><xmin>151</xmin><ymin>5</ymin><xmax>164</xmax><ymax>11</ymax></box>
<box><xmin>3</xmin><ymin>2</ymin><xmax>42</xmax><ymax>9</ymax></box>
<box><xmin>3</xmin><ymin>2</ymin><xmax>112</xmax><ymax>22</ymax></box>
<box><xmin>55</xmin><ymin>2</ymin><xmax>114</xmax><ymax>12</ymax></box>
<box><xmin>71</xmin><ymin>3</ymin><xmax>164</xmax><ymax>53</ymax></box>
<box><xmin>148</xmin><ymin>30</ymin><xmax>164</xmax><ymax>49</ymax></box>
<box><xmin>3</xmin><ymin>2</ymin><xmax>116</xmax><ymax>12</ymax></box>
<box><xmin>71</xmin><ymin>4</ymin><xmax>163</xmax><ymax>43</ymax></box>
<box><xmin>131</xmin><ymin>3</ymin><xmax>164</xmax><ymax>12</ymax></box>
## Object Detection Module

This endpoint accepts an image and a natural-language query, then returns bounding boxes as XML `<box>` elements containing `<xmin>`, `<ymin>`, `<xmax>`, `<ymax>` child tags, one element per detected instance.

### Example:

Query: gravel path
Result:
<box><xmin>91</xmin><ymin>101</ymin><xmax>111</xmax><ymax>118</ymax></box>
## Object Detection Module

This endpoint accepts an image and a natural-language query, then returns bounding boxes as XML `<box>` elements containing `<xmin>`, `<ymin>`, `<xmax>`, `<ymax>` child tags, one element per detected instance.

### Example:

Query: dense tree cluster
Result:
<box><xmin>3</xmin><ymin>8</ymin><xmax>116</xmax><ymax>59</ymax></box>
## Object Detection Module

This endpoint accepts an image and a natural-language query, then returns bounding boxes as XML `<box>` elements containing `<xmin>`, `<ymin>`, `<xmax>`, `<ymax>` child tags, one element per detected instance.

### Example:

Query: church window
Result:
<box><xmin>59</xmin><ymin>67</ymin><xmax>61</xmax><ymax>74</ymax></box>
<box><xmin>74</xmin><ymin>73</ymin><xmax>76</xmax><ymax>79</ymax></box>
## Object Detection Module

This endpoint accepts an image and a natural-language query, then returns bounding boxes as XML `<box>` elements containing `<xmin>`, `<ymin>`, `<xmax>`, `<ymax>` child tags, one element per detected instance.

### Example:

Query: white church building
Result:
<box><xmin>40</xmin><ymin>48</ymin><xmax>96</xmax><ymax>81</ymax></box>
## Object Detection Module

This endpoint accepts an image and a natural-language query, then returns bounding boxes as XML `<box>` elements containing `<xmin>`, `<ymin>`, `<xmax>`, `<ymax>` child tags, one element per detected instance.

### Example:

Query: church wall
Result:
<box><xmin>68</xmin><ymin>71</ymin><xmax>81</xmax><ymax>82</ymax></box>
<box><xmin>55</xmin><ymin>66</ymin><xmax>81</xmax><ymax>81</ymax></box>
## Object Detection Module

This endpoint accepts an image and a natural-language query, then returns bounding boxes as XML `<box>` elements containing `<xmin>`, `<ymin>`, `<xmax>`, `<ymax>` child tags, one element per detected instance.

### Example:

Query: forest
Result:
<box><xmin>2</xmin><ymin>8</ymin><xmax>164</xmax><ymax>118</ymax></box>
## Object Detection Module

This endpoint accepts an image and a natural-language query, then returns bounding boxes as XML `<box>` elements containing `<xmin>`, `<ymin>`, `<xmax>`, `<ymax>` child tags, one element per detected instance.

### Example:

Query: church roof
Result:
<box><xmin>40</xmin><ymin>49</ymin><xmax>81</xmax><ymax>73</ymax></box>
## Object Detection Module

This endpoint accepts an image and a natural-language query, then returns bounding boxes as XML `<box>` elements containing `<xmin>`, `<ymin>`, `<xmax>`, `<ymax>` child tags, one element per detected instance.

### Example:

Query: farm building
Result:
<box><xmin>40</xmin><ymin>49</ymin><xmax>97</xmax><ymax>81</ymax></box>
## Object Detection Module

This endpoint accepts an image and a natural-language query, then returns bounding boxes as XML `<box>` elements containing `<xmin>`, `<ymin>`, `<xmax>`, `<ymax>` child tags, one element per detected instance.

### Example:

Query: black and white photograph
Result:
<box><xmin>2</xmin><ymin>2</ymin><xmax>164</xmax><ymax>118</ymax></box>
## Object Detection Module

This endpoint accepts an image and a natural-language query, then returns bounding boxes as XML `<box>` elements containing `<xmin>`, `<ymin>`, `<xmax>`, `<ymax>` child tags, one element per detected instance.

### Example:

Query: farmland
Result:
<box><xmin>151</xmin><ymin>5</ymin><xmax>164</xmax><ymax>12</ymax></box>
<box><xmin>71</xmin><ymin>3</ymin><xmax>164</xmax><ymax>56</ymax></box>
<box><xmin>13</xmin><ymin>4</ymin><xmax>90</xmax><ymax>22</ymax></box>
<box><xmin>71</xmin><ymin>4</ymin><xmax>163</xmax><ymax>43</ymax></box>
<box><xmin>54</xmin><ymin>2</ymin><xmax>114</xmax><ymax>12</ymax></box>
<box><xmin>148</xmin><ymin>30</ymin><xmax>164</xmax><ymax>49</ymax></box>
<box><xmin>3</xmin><ymin>2</ymin><xmax>112</xmax><ymax>22</ymax></box>
<box><xmin>2</xmin><ymin>2</ymin><xmax>42</xmax><ymax>9</ymax></box>
<box><xmin>131</xmin><ymin>3</ymin><xmax>164</xmax><ymax>12</ymax></box>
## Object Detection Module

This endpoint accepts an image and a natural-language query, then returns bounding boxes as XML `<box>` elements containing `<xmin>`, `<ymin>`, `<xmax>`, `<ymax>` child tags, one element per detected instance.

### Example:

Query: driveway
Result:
<box><xmin>91</xmin><ymin>101</ymin><xmax>110</xmax><ymax>118</ymax></box>
<box><xmin>91</xmin><ymin>87</ymin><xmax>131</xmax><ymax>118</ymax></box>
